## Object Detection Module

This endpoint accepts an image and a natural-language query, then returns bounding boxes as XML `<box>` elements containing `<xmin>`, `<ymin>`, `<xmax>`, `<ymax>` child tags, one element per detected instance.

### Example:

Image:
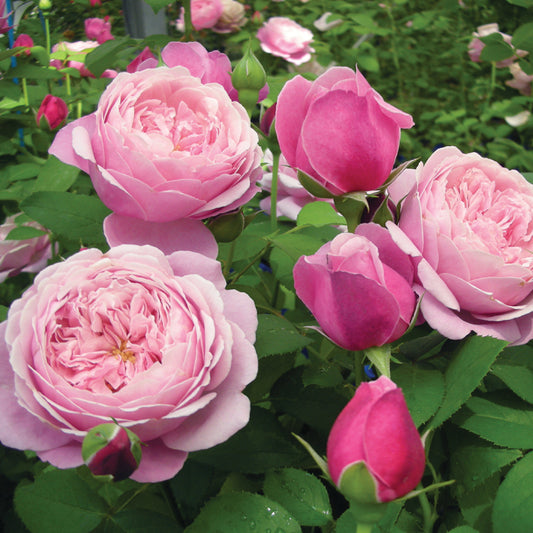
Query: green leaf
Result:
<box><xmin>297</xmin><ymin>170</ymin><xmax>335</xmax><ymax>199</ymax></box>
<box><xmin>492</xmin><ymin>345</ymin><xmax>533</xmax><ymax>404</ymax></box>
<box><xmin>192</xmin><ymin>407</ymin><xmax>305</xmax><ymax>473</ymax></box>
<box><xmin>185</xmin><ymin>492</ymin><xmax>300</xmax><ymax>533</ymax></box>
<box><xmin>429</xmin><ymin>336</ymin><xmax>508</xmax><ymax>428</ymax></box>
<box><xmin>263</xmin><ymin>468</ymin><xmax>332</xmax><ymax>527</ymax></box>
<box><xmin>6</xmin><ymin>163</ymin><xmax>41</xmax><ymax>182</ymax></box>
<box><xmin>451</xmin><ymin>444</ymin><xmax>522</xmax><ymax>495</ymax></box>
<box><xmin>480</xmin><ymin>34</ymin><xmax>515</xmax><ymax>62</ymax></box>
<box><xmin>448</xmin><ymin>527</ymin><xmax>480</xmax><ymax>533</ymax></box>
<box><xmin>21</xmin><ymin>191</ymin><xmax>111</xmax><ymax>246</ymax></box>
<box><xmin>86</xmin><ymin>38</ymin><xmax>133</xmax><ymax>78</ymax></box>
<box><xmin>104</xmin><ymin>508</ymin><xmax>182</xmax><ymax>532</ymax></box>
<box><xmin>392</xmin><ymin>365</ymin><xmax>445</xmax><ymax>428</ymax></box>
<box><xmin>255</xmin><ymin>314</ymin><xmax>311</xmax><ymax>357</ymax></box>
<box><xmin>493</xmin><ymin>452</ymin><xmax>533</xmax><ymax>533</ymax></box>
<box><xmin>453</xmin><ymin>395</ymin><xmax>533</xmax><ymax>448</ymax></box>
<box><xmin>143</xmin><ymin>0</ymin><xmax>170</xmax><ymax>13</ymax></box>
<box><xmin>512</xmin><ymin>23</ymin><xmax>533</xmax><ymax>53</ymax></box>
<box><xmin>0</xmin><ymin>305</ymin><xmax>9</xmax><ymax>321</ymax></box>
<box><xmin>460</xmin><ymin>475</ymin><xmax>499</xmax><ymax>532</ymax></box>
<box><xmin>4</xmin><ymin>65</ymin><xmax>64</xmax><ymax>80</ymax></box>
<box><xmin>33</xmin><ymin>156</ymin><xmax>80</xmax><ymax>193</ymax></box>
<box><xmin>5</xmin><ymin>226</ymin><xmax>47</xmax><ymax>240</ymax></box>
<box><xmin>14</xmin><ymin>469</ymin><xmax>107</xmax><ymax>533</ymax></box>
<box><xmin>296</xmin><ymin>201</ymin><xmax>346</xmax><ymax>227</ymax></box>
<box><xmin>505</xmin><ymin>0</ymin><xmax>533</xmax><ymax>6</ymax></box>
<box><xmin>245</xmin><ymin>352</ymin><xmax>296</xmax><ymax>403</ymax></box>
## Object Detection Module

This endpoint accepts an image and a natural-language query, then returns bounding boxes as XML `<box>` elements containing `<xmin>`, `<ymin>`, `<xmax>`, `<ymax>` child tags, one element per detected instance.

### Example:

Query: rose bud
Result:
<box><xmin>36</xmin><ymin>94</ymin><xmax>68</xmax><ymax>130</ymax></box>
<box><xmin>82</xmin><ymin>423</ymin><xmax>142</xmax><ymax>481</ymax></box>
<box><xmin>13</xmin><ymin>34</ymin><xmax>33</xmax><ymax>56</ymax></box>
<box><xmin>327</xmin><ymin>376</ymin><xmax>425</xmax><ymax>504</ymax></box>
<box><xmin>231</xmin><ymin>45</ymin><xmax>268</xmax><ymax>115</ymax></box>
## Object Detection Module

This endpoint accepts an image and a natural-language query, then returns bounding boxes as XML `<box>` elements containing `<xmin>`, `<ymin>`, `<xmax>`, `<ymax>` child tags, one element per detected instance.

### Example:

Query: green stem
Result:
<box><xmin>65</xmin><ymin>73</ymin><xmax>72</xmax><ymax>112</ymax></box>
<box><xmin>418</xmin><ymin>489</ymin><xmax>436</xmax><ymax>533</ymax></box>
<box><xmin>183</xmin><ymin>0</ymin><xmax>194</xmax><ymax>40</ymax></box>
<box><xmin>44</xmin><ymin>16</ymin><xmax>51</xmax><ymax>53</ymax></box>
<box><xmin>485</xmin><ymin>61</ymin><xmax>496</xmax><ymax>112</ymax></box>
<box><xmin>227</xmin><ymin>243</ymin><xmax>271</xmax><ymax>286</ymax></box>
<box><xmin>21</xmin><ymin>78</ymin><xmax>29</xmax><ymax>107</ymax></box>
<box><xmin>384</xmin><ymin>4</ymin><xmax>403</xmax><ymax>104</ymax></box>
<box><xmin>270</xmin><ymin>151</ymin><xmax>280</xmax><ymax>233</ymax></box>
<box><xmin>223</xmin><ymin>239</ymin><xmax>236</xmax><ymax>278</ymax></box>
<box><xmin>162</xmin><ymin>481</ymin><xmax>186</xmax><ymax>529</ymax></box>
<box><xmin>77</xmin><ymin>100</ymin><xmax>82</xmax><ymax>119</ymax></box>
<box><xmin>353</xmin><ymin>351</ymin><xmax>365</xmax><ymax>387</ymax></box>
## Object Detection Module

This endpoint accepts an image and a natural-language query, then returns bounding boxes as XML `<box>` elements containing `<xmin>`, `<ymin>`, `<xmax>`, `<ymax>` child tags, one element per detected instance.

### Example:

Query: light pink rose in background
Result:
<box><xmin>257</xmin><ymin>17</ymin><xmax>315</xmax><ymax>66</ymax></box>
<box><xmin>0</xmin><ymin>222</ymin><xmax>258</xmax><ymax>483</ymax></box>
<box><xmin>84</xmin><ymin>17</ymin><xmax>114</xmax><ymax>44</ymax></box>
<box><xmin>506</xmin><ymin>62</ymin><xmax>533</xmax><ymax>96</ymax></box>
<box><xmin>327</xmin><ymin>376</ymin><xmax>425</xmax><ymax>503</ymax></box>
<box><xmin>468</xmin><ymin>23</ymin><xmax>527</xmax><ymax>67</ymax></box>
<box><xmin>314</xmin><ymin>12</ymin><xmax>342</xmax><ymax>32</ymax></box>
<box><xmin>176</xmin><ymin>0</ymin><xmax>223</xmax><ymax>31</ymax></box>
<box><xmin>49</xmin><ymin>65</ymin><xmax>262</xmax><ymax>222</ymax></box>
<box><xmin>50</xmin><ymin>41</ymin><xmax>117</xmax><ymax>78</ymax></box>
<box><xmin>126</xmin><ymin>46</ymin><xmax>158</xmax><ymax>73</ymax></box>
<box><xmin>161</xmin><ymin>41</ymin><xmax>268</xmax><ymax>103</ymax></box>
<box><xmin>276</xmin><ymin>66</ymin><xmax>414</xmax><ymax>195</ymax></box>
<box><xmin>387</xmin><ymin>146</ymin><xmax>533</xmax><ymax>345</ymax></box>
<box><xmin>212</xmin><ymin>0</ymin><xmax>247</xmax><ymax>33</ymax></box>
<box><xmin>0</xmin><ymin>214</ymin><xmax>53</xmax><ymax>282</ymax></box>
<box><xmin>36</xmin><ymin>94</ymin><xmax>68</xmax><ymax>130</ymax></box>
<box><xmin>294</xmin><ymin>223</ymin><xmax>417</xmax><ymax>351</ymax></box>
<box><xmin>259</xmin><ymin>150</ymin><xmax>333</xmax><ymax>220</ymax></box>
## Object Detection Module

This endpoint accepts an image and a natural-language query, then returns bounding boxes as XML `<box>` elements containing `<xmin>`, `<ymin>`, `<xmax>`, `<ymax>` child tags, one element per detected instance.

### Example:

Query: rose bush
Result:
<box><xmin>0</xmin><ymin>222</ymin><xmax>258</xmax><ymax>483</ymax></box>
<box><xmin>387</xmin><ymin>146</ymin><xmax>533</xmax><ymax>345</ymax></box>
<box><xmin>50</xmin><ymin>65</ymin><xmax>263</xmax><ymax>222</ymax></box>
<box><xmin>257</xmin><ymin>17</ymin><xmax>315</xmax><ymax>66</ymax></box>
<box><xmin>275</xmin><ymin>67</ymin><xmax>414</xmax><ymax>195</ymax></box>
<box><xmin>293</xmin><ymin>223</ymin><xmax>416</xmax><ymax>351</ymax></box>
<box><xmin>327</xmin><ymin>376</ymin><xmax>425</xmax><ymax>503</ymax></box>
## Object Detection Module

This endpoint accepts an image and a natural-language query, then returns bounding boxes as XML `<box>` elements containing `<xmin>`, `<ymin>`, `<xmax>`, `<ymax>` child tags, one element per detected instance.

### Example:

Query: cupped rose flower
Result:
<box><xmin>0</xmin><ymin>231</ymin><xmax>258</xmax><ymax>482</ymax></box>
<box><xmin>293</xmin><ymin>223</ymin><xmax>416</xmax><ymax>351</ymax></box>
<box><xmin>276</xmin><ymin>66</ymin><xmax>414</xmax><ymax>195</ymax></box>
<box><xmin>84</xmin><ymin>17</ymin><xmax>114</xmax><ymax>44</ymax></box>
<box><xmin>257</xmin><ymin>17</ymin><xmax>315</xmax><ymax>66</ymax></box>
<box><xmin>0</xmin><ymin>214</ymin><xmax>53</xmax><ymax>282</ymax></box>
<box><xmin>327</xmin><ymin>376</ymin><xmax>425</xmax><ymax>503</ymax></box>
<box><xmin>36</xmin><ymin>94</ymin><xmax>68</xmax><ymax>130</ymax></box>
<box><xmin>49</xmin><ymin>65</ymin><xmax>262</xmax><ymax>222</ymax></box>
<box><xmin>176</xmin><ymin>0</ymin><xmax>223</xmax><ymax>31</ymax></box>
<box><xmin>387</xmin><ymin>146</ymin><xmax>533</xmax><ymax>345</ymax></box>
<box><xmin>50</xmin><ymin>41</ymin><xmax>117</xmax><ymax>78</ymax></box>
<box><xmin>161</xmin><ymin>41</ymin><xmax>268</xmax><ymax>104</ymax></box>
<box><xmin>212</xmin><ymin>0</ymin><xmax>247</xmax><ymax>33</ymax></box>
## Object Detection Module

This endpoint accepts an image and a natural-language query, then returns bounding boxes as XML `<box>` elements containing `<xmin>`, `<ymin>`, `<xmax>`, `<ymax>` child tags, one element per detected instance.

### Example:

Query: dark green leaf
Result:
<box><xmin>263</xmin><ymin>468</ymin><xmax>332</xmax><ymax>526</ymax></box>
<box><xmin>492</xmin><ymin>345</ymin><xmax>533</xmax><ymax>404</ymax></box>
<box><xmin>185</xmin><ymin>492</ymin><xmax>300</xmax><ymax>533</ymax></box>
<box><xmin>143</xmin><ymin>0</ymin><xmax>170</xmax><ymax>13</ymax></box>
<box><xmin>493</xmin><ymin>452</ymin><xmax>533</xmax><ymax>533</ymax></box>
<box><xmin>32</xmin><ymin>156</ymin><xmax>80</xmax><ymax>193</ymax></box>
<box><xmin>512</xmin><ymin>23</ymin><xmax>533</xmax><ymax>53</ymax></box>
<box><xmin>5</xmin><ymin>226</ymin><xmax>47</xmax><ymax>240</ymax></box>
<box><xmin>14</xmin><ymin>469</ymin><xmax>107</xmax><ymax>533</ymax></box>
<box><xmin>429</xmin><ymin>336</ymin><xmax>508</xmax><ymax>428</ymax></box>
<box><xmin>85</xmin><ymin>38</ymin><xmax>133</xmax><ymax>78</ymax></box>
<box><xmin>255</xmin><ymin>314</ymin><xmax>311</xmax><ymax>357</ymax></box>
<box><xmin>21</xmin><ymin>191</ymin><xmax>111</xmax><ymax>247</ymax></box>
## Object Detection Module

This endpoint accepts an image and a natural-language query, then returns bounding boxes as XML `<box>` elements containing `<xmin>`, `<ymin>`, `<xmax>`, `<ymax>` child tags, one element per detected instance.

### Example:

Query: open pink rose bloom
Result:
<box><xmin>50</xmin><ymin>65</ymin><xmax>262</xmax><ymax>222</ymax></box>
<box><xmin>0</xmin><ymin>221</ymin><xmax>258</xmax><ymax>482</ymax></box>
<box><xmin>387</xmin><ymin>146</ymin><xmax>533</xmax><ymax>344</ymax></box>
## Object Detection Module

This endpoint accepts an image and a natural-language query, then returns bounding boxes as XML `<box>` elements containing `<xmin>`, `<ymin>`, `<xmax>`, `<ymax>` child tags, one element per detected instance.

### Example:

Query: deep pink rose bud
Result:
<box><xmin>276</xmin><ymin>66</ymin><xmax>414</xmax><ymax>195</ymax></box>
<box><xmin>294</xmin><ymin>223</ymin><xmax>417</xmax><ymax>351</ymax></box>
<box><xmin>82</xmin><ymin>423</ymin><xmax>142</xmax><ymax>481</ymax></box>
<box><xmin>36</xmin><ymin>94</ymin><xmax>68</xmax><ymax>130</ymax></box>
<box><xmin>13</xmin><ymin>34</ymin><xmax>33</xmax><ymax>55</ymax></box>
<box><xmin>85</xmin><ymin>17</ymin><xmax>114</xmax><ymax>44</ymax></box>
<box><xmin>327</xmin><ymin>376</ymin><xmax>425</xmax><ymax>503</ymax></box>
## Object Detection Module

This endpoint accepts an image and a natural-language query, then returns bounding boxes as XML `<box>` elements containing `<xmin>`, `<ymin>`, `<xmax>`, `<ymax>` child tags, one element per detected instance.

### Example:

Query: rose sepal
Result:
<box><xmin>378</xmin><ymin>158</ymin><xmax>419</xmax><ymax>192</ymax></box>
<box><xmin>297</xmin><ymin>169</ymin><xmax>336</xmax><ymax>199</ymax></box>
<box><xmin>334</xmin><ymin>193</ymin><xmax>369</xmax><ymax>233</ymax></box>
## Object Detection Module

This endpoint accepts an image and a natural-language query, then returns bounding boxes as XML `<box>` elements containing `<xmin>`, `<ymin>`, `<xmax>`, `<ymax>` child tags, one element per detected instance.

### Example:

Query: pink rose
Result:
<box><xmin>13</xmin><ymin>34</ymin><xmax>33</xmax><ymax>55</ymax></box>
<box><xmin>387</xmin><ymin>146</ymin><xmax>533</xmax><ymax>345</ymax></box>
<box><xmin>506</xmin><ymin>62</ymin><xmax>533</xmax><ymax>96</ymax></box>
<box><xmin>50</xmin><ymin>41</ymin><xmax>117</xmax><ymax>78</ymax></box>
<box><xmin>36</xmin><ymin>94</ymin><xmax>68</xmax><ymax>130</ymax></box>
<box><xmin>127</xmin><ymin>46</ymin><xmax>158</xmax><ymax>73</ymax></box>
<box><xmin>84</xmin><ymin>17</ymin><xmax>114</xmax><ymax>44</ymax></box>
<box><xmin>259</xmin><ymin>151</ymin><xmax>333</xmax><ymax>220</ymax></box>
<box><xmin>49</xmin><ymin>65</ymin><xmax>262</xmax><ymax>222</ymax></box>
<box><xmin>327</xmin><ymin>376</ymin><xmax>425</xmax><ymax>503</ymax></box>
<box><xmin>257</xmin><ymin>17</ymin><xmax>314</xmax><ymax>65</ymax></box>
<box><xmin>0</xmin><ymin>221</ymin><xmax>258</xmax><ymax>483</ymax></box>
<box><xmin>468</xmin><ymin>23</ymin><xmax>527</xmax><ymax>68</ymax></box>
<box><xmin>0</xmin><ymin>0</ymin><xmax>11</xmax><ymax>35</ymax></box>
<box><xmin>293</xmin><ymin>223</ymin><xmax>416</xmax><ymax>351</ymax></box>
<box><xmin>0</xmin><ymin>214</ymin><xmax>53</xmax><ymax>282</ymax></box>
<box><xmin>89</xmin><ymin>0</ymin><xmax>102</xmax><ymax>6</ymax></box>
<box><xmin>160</xmin><ymin>41</ymin><xmax>268</xmax><ymax>103</ymax></box>
<box><xmin>275</xmin><ymin>66</ymin><xmax>414</xmax><ymax>195</ymax></box>
<box><xmin>178</xmin><ymin>0</ymin><xmax>223</xmax><ymax>30</ymax></box>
